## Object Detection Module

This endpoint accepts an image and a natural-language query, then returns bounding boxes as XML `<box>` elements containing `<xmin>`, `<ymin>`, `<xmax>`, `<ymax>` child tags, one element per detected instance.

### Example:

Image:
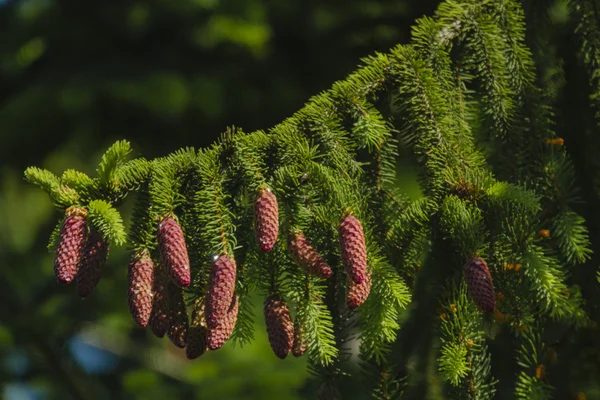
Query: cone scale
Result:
<box><xmin>167</xmin><ymin>283</ymin><xmax>189</xmax><ymax>348</ymax></box>
<box><xmin>288</xmin><ymin>233</ymin><xmax>332</xmax><ymax>279</ymax></box>
<box><xmin>339</xmin><ymin>214</ymin><xmax>367</xmax><ymax>285</ymax></box>
<box><xmin>127</xmin><ymin>252</ymin><xmax>155</xmax><ymax>328</ymax></box>
<box><xmin>205</xmin><ymin>255</ymin><xmax>237</xmax><ymax>329</ymax></box>
<box><xmin>158</xmin><ymin>217</ymin><xmax>191</xmax><ymax>287</ymax></box>
<box><xmin>149</xmin><ymin>267</ymin><xmax>170</xmax><ymax>338</ymax></box>
<box><xmin>207</xmin><ymin>294</ymin><xmax>239</xmax><ymax>350</ymax></box>
<box><xmin>76</xmin><ymin>228</ymin><xmax>109</xmax><ymax>298</ymax></box>
<box><xmin>346</xmin><ymin>270</ymin><xmax>372</xmax><ymax>310</ymax></box>
<box><xmin>464</xmin><ymin>257</ymin><xmax>495</xmax><ymax>313</ymax></box>
<box><xmin>255</xmin><ymin>188</ymin><xmax>279</xmax><ymax>252</ymax></box>
<box><xmin>54</xmin><ymin>208</ymin><xmax>87</xmax><ymax>284</ymax></box>
<box><xmin>264</xmin><ymin>295</ymin><xmax>294</xmax><ymax>359</ymax></box>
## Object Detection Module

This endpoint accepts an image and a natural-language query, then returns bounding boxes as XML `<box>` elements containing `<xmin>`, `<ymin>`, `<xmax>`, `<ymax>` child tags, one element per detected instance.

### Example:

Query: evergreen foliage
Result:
<box><xmin>23</xmin><ymin>0</ymin><xmax>600</xmax><ymax>398</ymax></box>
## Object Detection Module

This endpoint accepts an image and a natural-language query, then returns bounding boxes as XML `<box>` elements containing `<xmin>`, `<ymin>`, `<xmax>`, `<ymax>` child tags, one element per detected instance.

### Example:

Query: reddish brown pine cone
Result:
<box><xmin>346</xmin><ymin>270</ymin><xmax>372</xmax><ymax>310</ymax></box>
<box><xmin>76</xmin><ymin>228</ymin><xmax>109</xmax><ymax>298</ymax></box>
<box><xmin>54</xmin><ymin>208</ymin><xmax>87</xmax><ymax>284</ymax></box>
<box><xmin>158</xmin><ymin>217</ymin><xmax>191</xmax><ymax>287</ymax></box>
<box><xmin>288</xmin><ymin>233</ymin><xmax>332</xmax><ymax>279</ymax></box>
<box><xmin>127</xmin><ymin>253</ymin><xmax>154</xmax><ymax>328</ymax></box>
<box><xmin>167</xmin><ymin>283</ymin><xmax>189</xmax><ymax>348</ymax></box>
<box><xmin>186</xmin><ymin>299</ymin><xmax>209</xmax><ymax>359</ymax></box>
<box><xmin>149</xmin><ymin>267</ymin><xmax>170</xmax><ymax>338</ymax></box>
<box><xmin>205</xmin><ymin>255</ymin><xmax>237</xmax><ymax>329</ymax></box>
<box><xmin>186</xmin><ymin>326</ymin><xmax>208</xmax><ymax>359</ymax></box>
<box><xmin>207</xmin><ymin>294</ymin><xmax>239</xmax><ymax>350</ymax></box>
<box><xmin>292</xmin><ymin>318</ymin><xmax>308</xmax><ymax>357</ymax></box>
<box><xmin>464</xmin><ymin>257</ymin><xmax>495</xmax><ymax>313</ymax></box>
<box><xmin>264</xmin><ymin>295</ymin><xmax>294</xmax><ymax>359</ymax></box>
<box><xmin>339</xmin><ymin>214</ymin><xmax>367</xmax><ymax>285</ymax></box>
<box><xmin>255</xmin><ymin>188</ymin><xmax>279</xmax><ymax>252</ymax></box>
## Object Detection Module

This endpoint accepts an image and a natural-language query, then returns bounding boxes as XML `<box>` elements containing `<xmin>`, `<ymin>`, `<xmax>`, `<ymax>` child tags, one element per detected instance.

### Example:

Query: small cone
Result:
<box><xmin>167</xmin><ymin>283</ymin><xmax>189</xmax><ymax>348</ymax></box>
<box><xmin>255</xmin><ymin>188</ymin><xmax>279</xmax><ymax>252</ymax></box>
<box><xmin>158</xmin><ymin>217</ymin><xmax>191</xmax><ymax>287</ymax></box>
<box><xmin>149</xmin><ymin>267</ymin><xmax>170</xmax><ymax>338</ymax></box>
<box><xmin>339</xmin><ymin>214</ymin><xmax>367</xmax><ymax>284</ymax></box>
<box><xmin>54</xmin><ymin>208</ymin><xmax>87</xmax><ymax>284</ymax></box>
<box><xmin>264</xmin><ymin>295</ymin><xmax>294</xmax><ymax>359</ymax></box>
<box><xmin>186</xmin><ymin>299</ymin><xmax>208</xmax><ymax>359</ymax></box>
<box><xmin>207</xmin><ymin>294</ymin><xmax>239</xmax><ymax>350</ymax></box>
<box><xmin>76</xmin><ymin>228</ymin><xmax>109</xmax><ymax>298</ymax></box>
<box><xmin>288</xmin><ymin>233</ymin><xmax>332</xmax><ymax>279</ymax></box>
<box><xmin>292</xmin><ymin>318</ymin><xmax>307</xmax><ymax>357</ymax></box>
<box><xmin>346</xmin><ymin>270</ymin><xmax>372</xmax><ymax>310</ymax></box>
<box><xmin>205</xmin><ymin>255</ymin><xmax>237</xmax><ymax>329</ymax></box>
<box><xmin>464</xmin><ymin>257</ymin><xmax>495</xmax><ymax>313</ymax></box>
<box><xmin>127</xmin><ymin>252</ymin><xmax>154</xmax><ymax>327</ymax></box>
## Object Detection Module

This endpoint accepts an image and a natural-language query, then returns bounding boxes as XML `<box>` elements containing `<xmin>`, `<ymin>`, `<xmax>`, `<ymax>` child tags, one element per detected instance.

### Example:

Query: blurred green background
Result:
<box><xmin>0</xmin><ymin>0</ymin><xmax>436</xmax><ymax>399</ymax></box>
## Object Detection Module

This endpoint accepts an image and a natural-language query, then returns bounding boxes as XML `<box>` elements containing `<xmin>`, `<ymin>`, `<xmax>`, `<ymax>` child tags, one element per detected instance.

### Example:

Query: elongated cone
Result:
<box><xmin>158</xmin><ymin>217</ymin><xmax>191</xmax><ymax>287</ymax></box>
<box><xmin>264</xmin><ymin>295</ymin><xmax>294</xmax><ymax>359</ymax></box>
<box><xmin>205</xmin><ymin>255</ymin><xmax>237</xmax><ymax>329</ymax></box>
<box><xmin>149</xmin><ymin>267</ymin><xmax>170</xmax><ymax>338</ymax></box>
<box><xmin>76</xmin><ymin>228</ymin><xmax>109</xmax><ymax>298</ymax></box>
<box><xmin>207</xmin><ymin>294</ymin><xmax>239</xmax><ymax>350</ymax></box>
<box><xmin>346</xmin><ymin>270</ymin><xmax>371</xmax><ymax>310</ymax></box>
<box><xmin>255</xmin><ymin>188</ymin><xmax>279</xmax><ymax>252</ymax></box>
<box><xmin>288</xmin><ymin>233</ymin><xmax>332</xmax><ymax>279</ymax></box>
<box><xmin>464</xmin><ymin>257</ymin><xmax>495</xmax><ymax>313</ymax></box>
<box><xmin>54</xmin><ymin>208</ymin><xmax>87</xmax><ymax>284</ymax></box>
<box><xmin>292</xmin><ymin>318</ymin><xmax>307</xmax><ymax>357</ymax></box>
<box><xmin>339</xmin><ymin>214</ymin><xmax>367</xmax><ymax>284</ymax></box>
<box><xmin>186</xmin><ymin>299</ymin><xmax>208</xmax><ymax>359</ymax></box>
<box><xmin>167</xmin><ymin>283</ymin><xmax>189</xmax><ymax>348</ymax></box>
<box><xmin>127</xmin><ymin>252</ymin><xmax>154</xmax><ymax>327</ymax></box>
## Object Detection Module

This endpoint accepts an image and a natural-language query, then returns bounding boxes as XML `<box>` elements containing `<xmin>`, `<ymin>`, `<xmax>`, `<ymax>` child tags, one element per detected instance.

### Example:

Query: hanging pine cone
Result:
<box><xmin>127</xmin><ymin>252</ymin><xmax>154</xmax><ymax>328</ymax></box>
<box><xmin>339</xmin><ymin>214</ymin><xmax>367</xmax><ymax>285</ymax></box>
<box><xmin>464</xmin><ymin>257</ymin><xmax>495</xmax><ymax>313</ymax></box>
<box><xmin>149</xmin><ymin>267</ymin><xmax>170</xmax><ymax>338</ymax></box>
<box><xmin>255</xmin><ymin>188</ymin><xmax>279</xmax><ymax>252</ymax></box>
<box><xmin>292</xmin><ymin>318</ymin><xmax>308</xmax><ymax>357</ymax></box>
<box><xmin>207</xmin><ymin>294</ymin><xmax>239</xmax><ymax>350</ymax></box>
<box><xmin>76</xmin><ymin>228</ymin><xmax>109</xmax><ymax>298</ymax></box>
<box><xmin>288</xmin><ymin>232</ymin><xmax>332</xmax><ymax>279</ymax></box>
<box><xmin>264</xmin><ymin>295</ymin><xmax>294</xmax><ymax>359</ymax></box>
<box><xmin>54</xmin><ymin>207</ymin><xmax>87</xmax><ymax>284</ymax></box>
<box><xmin>205</xmin><ymin>255</ymin><xmax>237</xmax><ymax>329</ymax></box>
<box><xmin>158</xmin><ymin>216</ymin><xmax>191</xmax><ymax>288</ymax></box>
<box><xmin>186</xmin><ymin>299</ymin><xmax>208</xmax><ymax>359</ymax></box>
<box><xmin>346</xmin><ymin>270</ymin><xmax>372</xmax><ymax>310</ymax></box>
<box><xmin>167</xmin><ymin>283</ymin><xmax>189</xmax><ymax>348</ymax></box>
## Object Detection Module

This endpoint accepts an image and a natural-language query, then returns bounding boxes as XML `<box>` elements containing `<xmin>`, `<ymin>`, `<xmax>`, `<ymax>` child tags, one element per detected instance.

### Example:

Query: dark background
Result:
<box><xmin>0</xmin><ymin>0</ymin><xmax>440</xmax><ymax>399</ymax></box>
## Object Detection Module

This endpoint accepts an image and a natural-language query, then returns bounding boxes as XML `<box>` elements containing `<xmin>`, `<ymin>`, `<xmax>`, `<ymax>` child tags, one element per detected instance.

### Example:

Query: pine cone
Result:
<box><xmin>464</xmin><ymin>257</ymin><xmax>495</xmax><ymax>313</ymax></box>
<box><xmin>205</xmin><ymin>255</ymin><xmax>237</xmax><ymax>329</ymax></box>
<box><xmin>186</xmin><ymin>298</ymin><xmax>208</xmax><ymax>359</ymax></box>
<box><xmin>207</xmin><ymin>294</ymin><xmax>239</xmax><ymax>350</ymax></box>
<box><xmin>54</xmin><ymin>208</ymin><xmax>87</xmax><ymax>284</ymax></box>
<box><xmin>127</xmin><ymin>252</ymin><xmax>154</xmax><ymax>328</ymax></box>
<box><xmin>158</xmin><ymin>217</ymin><xmax>191</xmax><ymax>287</ymax></box>
<box><xmin>264</xmin><ymin>295</ymin><xmax>294</xmax><ymax>359</ymax></box>
<box><xmin>255</xmin><ymin>188</ymin><xmax>279</xmax><ymax>252</ymax></box>
<box><xmin>292</xmin><ymin>318</ymin><xmax>308</xmax><ymax>357</ymax></box>
<box><xmin>288</xmin><ymin>233</ymin><xmax>332</xmax><ymax>279</ymax></box>
<box><xmin>76</xmin><ymin>228</ymin><xmax>109</xmax><ymax>298</ymax></box>
<box><xmin>346</xmin><ymin>270</ymin><xmax>372</xmax><ymax>310</ymax></box>
<box><xmin>339</xmin><ymin>214</ymin><xmax>367</xmax><ymax>284</ymax></box>
<box><xmin>149</xmin><ymin>267</ymin><xmax>170</xmax><ymax>338</ymax></box>
<box><xmin>167</xmin><ymin>283</ymin><xmax>189</xmax><ymax>348</ymax></box>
